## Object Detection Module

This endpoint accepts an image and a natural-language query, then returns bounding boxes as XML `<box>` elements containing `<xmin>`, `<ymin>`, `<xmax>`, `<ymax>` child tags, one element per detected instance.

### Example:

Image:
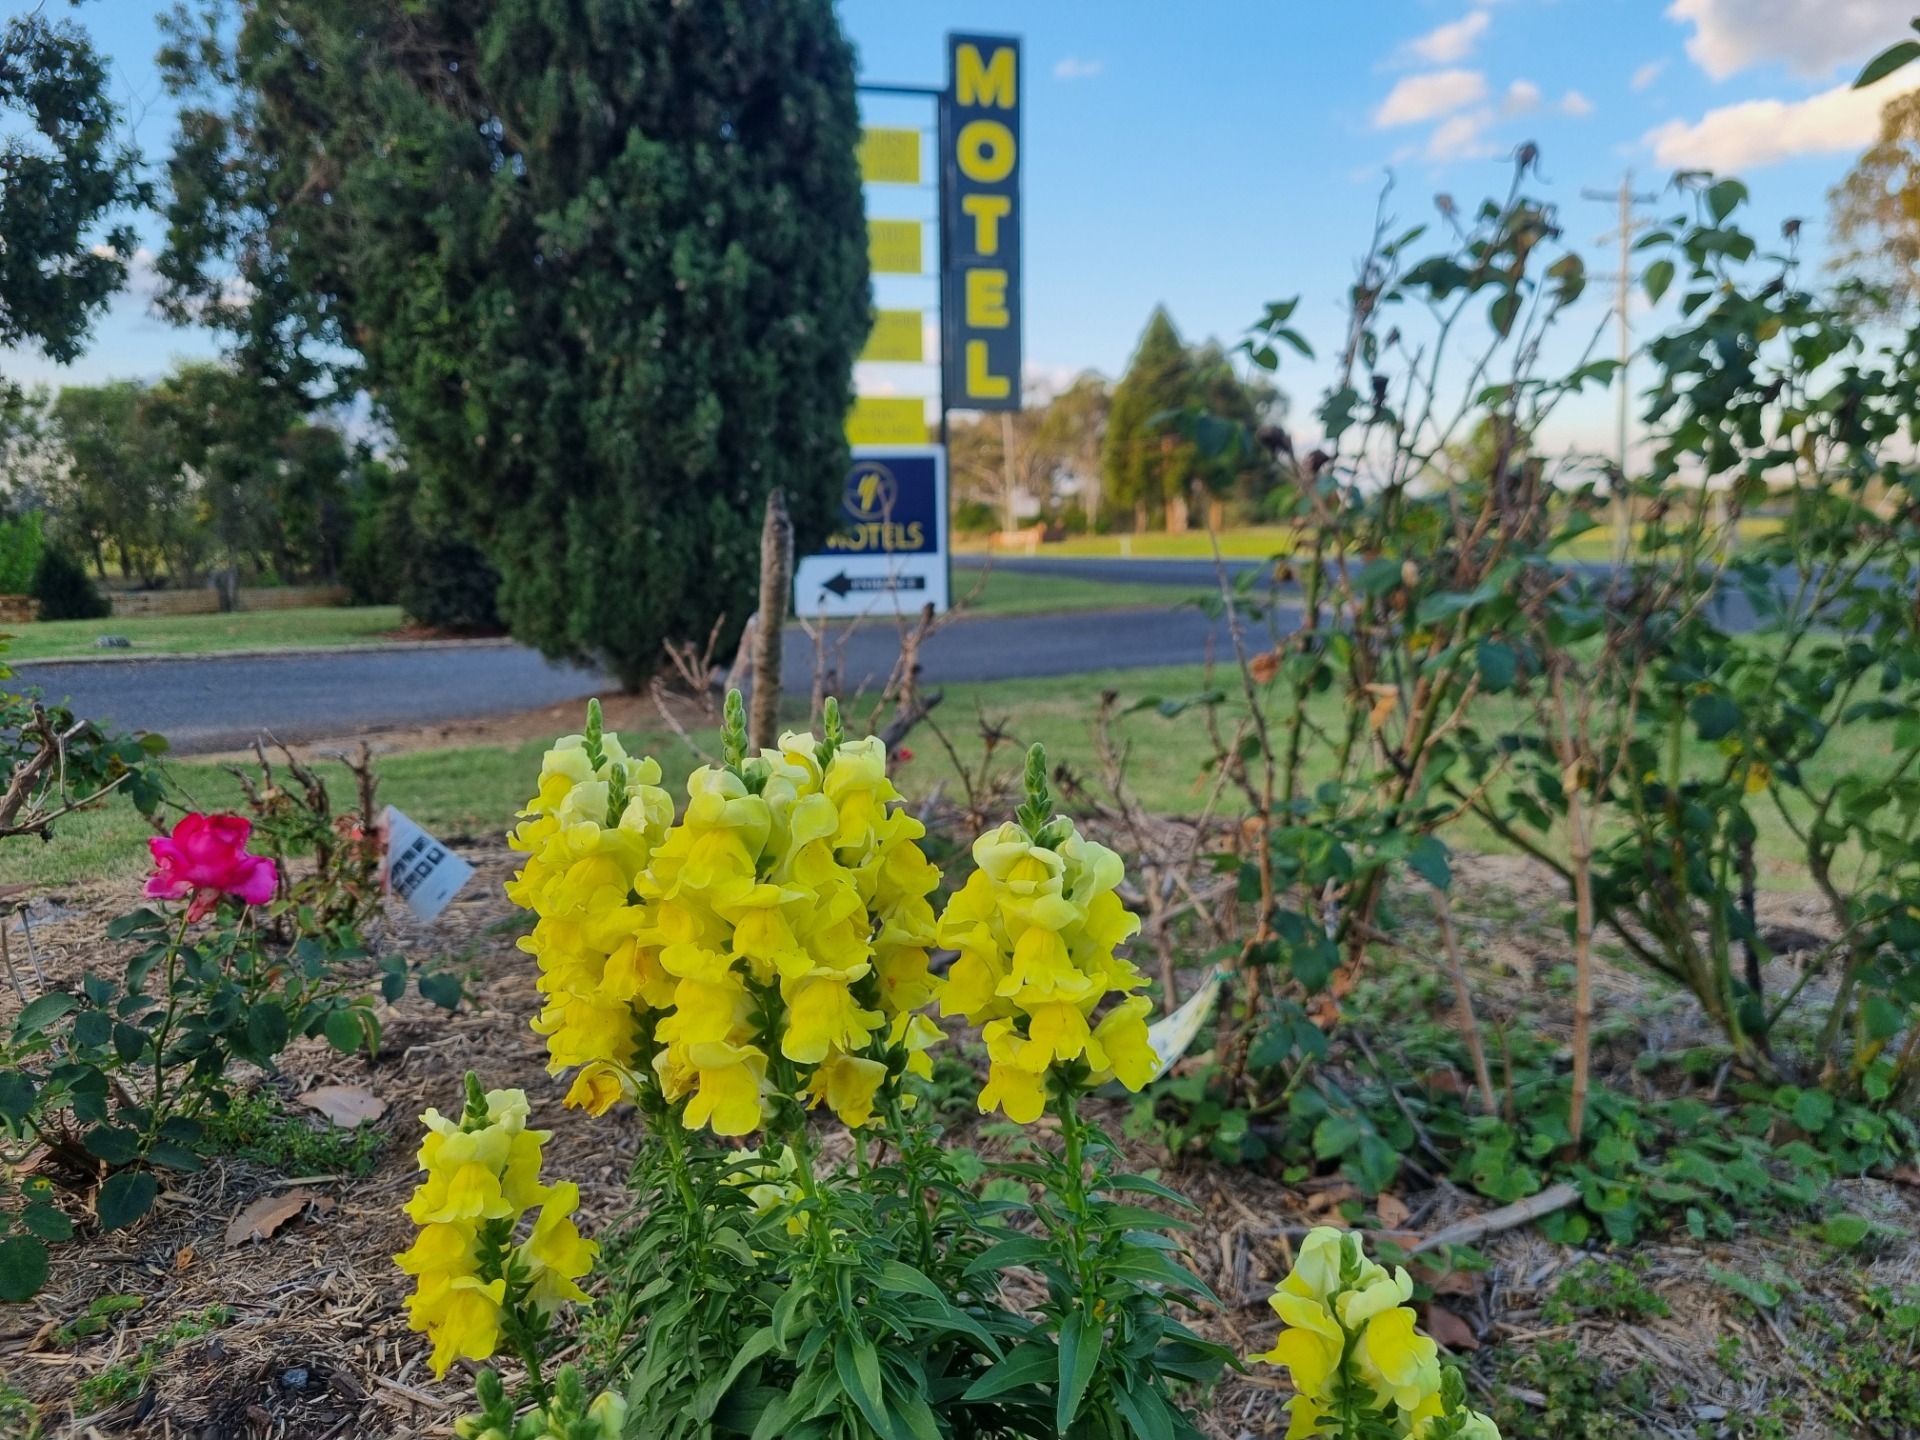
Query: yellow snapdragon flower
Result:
<box><xmin>396</xmin><ymin>1081</ymin><xmax>594</xmax><ymax>1380</ymax></box>
<box><xmin>935</xmin><ymin>768</ymin><xmax>1156</xmax><ymax>1124</ymax></box>
<box><xmin>1248</xmin><ymin>1226</ymin><xmax>1494</xmax><ymax>1439</ymax></box>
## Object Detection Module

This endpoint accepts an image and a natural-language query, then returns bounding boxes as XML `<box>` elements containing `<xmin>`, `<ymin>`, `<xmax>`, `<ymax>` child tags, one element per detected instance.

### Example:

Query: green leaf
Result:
<box><xmin>696</xmin><ymin>1325</ymin><xmax>777</xmax><ymax>1421</ymax></box>
<box><xmin>83</xmin><ymin>1125</ymin><xmax>143</xmax><ymax>1165</ymax></box>
<box><xmin>1408</xmin><ymin>835</ymin><xmax>1451</xmax><ymax>892</ymax></box>
<box><xmin>1111</xmin><ymin>1375</ymin><xmax>1176</xmax><ymax>1440</ymax></box>
<box><xmin>1855</xmin><ymin>39</ymin><xmax>1920</xmax><ymax>88</ymax></box>
<box><xmin>1642</xmin><ymin>258</ymin><xmax>1675</xmax><ymax>305</ymax></box>
<box><xmin>1790</xmin><ymin>1089</ymin><xmax>1834</xmax><ymax>1133</ymax></box>
<box><xmin>19</xmin><ymin>1202</ymin><xmax>73</xmax><ymax>1242</ymax></box>
<box><xmin>1057</xmin><ymin>1311</ymin><xmax>1103</xmax><ymax>1434</ymax></box>
<box><xmin>96</xmin><ymin>1170</ymin><xmax>157</xmax><ymax>1231</ymax></box>
<box><xmin>1708</xmin><ymin>1264</ymin><xmax>1780</xmax><ymax>1310</ymax></box>
<box><xmin>873</xmin><ymin>1260</ymin><xmax>944</xmax><ymax>1300</ymax></box>
<box><xmin>245</xmin><ymin>1001</ymin><xmax>290</xmax><ymax>1060</ymax></box>
<box><xmin>1475</xmin><ymin>638</ymin><xmax>1517</xmax><ymax>692</ymax></box>
<box><xmin>324</xmin><ymin>1008</ymin><xmax>367</xmax><ymax>1054</ymax></box>
<box><xmin>418</xmin><ymin>972</ymin><xmax>463</xmax><ymax>1011</ymax></box>
<box><xmin>1706</xmin><ymin>179</ymin><xmax>1748</xmax><ymax>223</ymax></box>
<box><xmin>112</xmin><ymin>1022</ymin><xmax>147</xmax><ymax>1063</ymax></box>
<box><xmin>13</xmin><ymin>991</ymin><xmax>77</xmax><ymax>1040</ymax></box>
<box><xmin>0</xmin><ymin>1071</ymin><xmax>34</xmax><ymax>1121</ymax></box>
<box><xmin>1820</xmin><ymin>1214</ymin><xmax>1871</xmax><ymax>1249</ymax></box>
<box><xmin>0</xmin><ymin>1236</ymin><xmax>49</xmax><ymax>1302</ymax></box>
<box><xmin>962</xmin><ymin>1340</ymin><xmax>1057</xmax><ymax>1401</ymax></box>
<box><xmin>1688</xmin><ymin>691</ymin><xmax>1740</xmax><ymax>741</ymax></box>
<box><xmin>1313</xmin><ymin>1113</ymin><xmax>1362</xmax><ymax>1160</ymax></box>
<box><xmin>833</xmin><ymin>1333</ymin><xmax>888</xmax><ymax>1437</ymax></box>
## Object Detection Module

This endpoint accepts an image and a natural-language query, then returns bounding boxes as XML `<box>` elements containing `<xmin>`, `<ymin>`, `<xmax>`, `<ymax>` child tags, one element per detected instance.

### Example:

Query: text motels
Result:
<box><xmin>942</xmin><ymin>34</ymin><xmax>1021</xmax><ymax>412</ymax></box>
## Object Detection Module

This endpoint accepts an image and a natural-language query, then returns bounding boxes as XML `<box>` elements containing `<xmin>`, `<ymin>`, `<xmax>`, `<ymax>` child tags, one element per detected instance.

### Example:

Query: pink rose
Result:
<box><xmin>146</xmin><ymin>813</ymin><xmax>279</xmax><ymax>921</ymax></box>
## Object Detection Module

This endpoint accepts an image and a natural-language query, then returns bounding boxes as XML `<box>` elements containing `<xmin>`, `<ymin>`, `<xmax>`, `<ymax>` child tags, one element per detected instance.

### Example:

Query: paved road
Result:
<box><xmin>13</xmin><ymin>604</ymin><xmax>1250</xmax><ymax>754</ymax></box>
<box><xmin>14</xmin><ymin>553</ymin><xmax>1792</xmax><ymax>754</ymax></box>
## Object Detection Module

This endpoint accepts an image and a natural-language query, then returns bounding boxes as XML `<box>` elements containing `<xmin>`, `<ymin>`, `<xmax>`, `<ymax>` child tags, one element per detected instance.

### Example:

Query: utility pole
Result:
<box><xmin>1583</xmin><ymin>172</ymin><xmax>1659</xmax><ymax>565</ymax></box>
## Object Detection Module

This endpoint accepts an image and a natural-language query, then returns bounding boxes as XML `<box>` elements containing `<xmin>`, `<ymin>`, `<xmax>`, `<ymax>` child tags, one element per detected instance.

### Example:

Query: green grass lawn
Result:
<box><xmin>3</xmin><ymin>606</ymin><xmax>409</xmax><ymax>663</ymax></box>
<box><xmin>954</xmin><ymin>568</ymin><xmax>1186</xmax><ymax>615</ymax></box>
<box><xmin>954</xmin><ymin>518</ymin><xmax>1785</xmax><ymax>565</ymax></box>
<box><xmin>5</xmin><ymin>660</ymin><xmax>1881</xmax><ymax>896</ymax></box>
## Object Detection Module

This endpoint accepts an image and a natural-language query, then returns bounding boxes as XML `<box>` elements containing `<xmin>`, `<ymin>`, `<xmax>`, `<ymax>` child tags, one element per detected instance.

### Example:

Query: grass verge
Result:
<box><xmin>3</xmin><ymin>606</ymin><xmax>409</xmax><ymax>663</ymax></box>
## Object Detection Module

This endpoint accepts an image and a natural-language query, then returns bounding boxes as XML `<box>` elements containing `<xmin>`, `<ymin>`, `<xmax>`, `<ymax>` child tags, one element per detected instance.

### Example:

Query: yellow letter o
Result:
<box><xmin>957</xmin><ymin>120</ymin><xmax>1015</xmax><ymax>184</ymax></box>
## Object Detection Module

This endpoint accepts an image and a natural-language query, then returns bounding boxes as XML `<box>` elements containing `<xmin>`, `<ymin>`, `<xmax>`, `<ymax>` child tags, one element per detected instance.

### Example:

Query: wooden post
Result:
<box><xmin>749</xmin><ymin>488</ymin><xmax>792</xmax><ymax>750</ymax></box>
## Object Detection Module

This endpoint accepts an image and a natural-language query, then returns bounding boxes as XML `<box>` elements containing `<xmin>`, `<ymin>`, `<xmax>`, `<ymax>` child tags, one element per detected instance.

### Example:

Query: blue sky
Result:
<box><xmin>10</xmin><ymin>0</ymin><xmax>1918</xmax><ymax>455</ymax></box>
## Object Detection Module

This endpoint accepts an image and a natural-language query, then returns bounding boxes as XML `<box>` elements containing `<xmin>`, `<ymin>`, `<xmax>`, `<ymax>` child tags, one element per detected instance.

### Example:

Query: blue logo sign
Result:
<box><xmin>825</xmin><ymin>454</ymin><xmax>940</xmax><ymax>555</ymax></box>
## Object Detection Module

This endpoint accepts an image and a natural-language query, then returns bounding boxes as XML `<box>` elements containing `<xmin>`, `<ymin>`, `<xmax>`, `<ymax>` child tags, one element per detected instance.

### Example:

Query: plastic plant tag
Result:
<box><xmin>1143</xmin><ymin>968</ymin><xmax>1228</xmax><ymax>1085</ymax></box>
<box><xmin>383</xmin><ymin>805</ymin><xmax>474</xmax><ymax>922</ymax></box>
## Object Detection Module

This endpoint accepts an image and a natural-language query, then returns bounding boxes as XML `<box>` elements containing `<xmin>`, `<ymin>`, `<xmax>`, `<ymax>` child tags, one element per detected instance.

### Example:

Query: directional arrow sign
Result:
<box><xmin>823</xmin><ymin>571</ymin><xmax>929</xmax><ymax>598</ymax></box>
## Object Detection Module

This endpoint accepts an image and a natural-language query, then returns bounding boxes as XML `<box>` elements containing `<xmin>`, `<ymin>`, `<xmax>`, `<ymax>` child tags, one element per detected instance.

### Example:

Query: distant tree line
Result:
<box><xmin>948</xmin><ymin>307</ymin><xmax>1284</xmax><ymax>536</ymax></box>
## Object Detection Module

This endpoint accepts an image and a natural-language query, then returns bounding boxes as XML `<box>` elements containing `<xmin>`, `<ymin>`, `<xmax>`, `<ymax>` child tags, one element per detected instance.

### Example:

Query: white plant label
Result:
<box><xmin>1144</xmin><ymin>968</ymin><xmax>1228</xmax><ymax>1084</ymax></box>
<box><xmin>383</xmin><ymin>805</ymin><xmax>474</xmax><ymax>922</ymax></box>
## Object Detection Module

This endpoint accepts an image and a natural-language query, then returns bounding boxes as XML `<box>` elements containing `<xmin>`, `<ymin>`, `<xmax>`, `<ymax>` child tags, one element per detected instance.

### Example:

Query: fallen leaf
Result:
<box><xmin>226</xmin><ymin>1188</ymin><xmax>318</xmax><ymax>1248</ymax></box>
<box><xmin>1376</xmin><ymin>1193</ymin><xmax>1411</xmax><ymax>1229</ymax></box>
<box><xmin>1304</xmin><ymin>1184</ymin><xmax>1359</xmax><ymax>1216</ymax></box>
<box><xmin>174</xmin><ymin>1244</ymin><xmax>195</xmax><ymax>1273</ymax></box>
<box><xmin>1411</xmin><ymin>1261</ymin><xmax>1479</xmax><ymax>1297</ymax></box>
<box><xmin>1423</xmin><ymin>1303</ymin><xmax>1479</xmax><ymax>1351</ymax></box>
<box><xmin>1890</xmin><ymin>1164</ymin><xmax>1920</xmax><ymax>1189</ymax></box>
<box><xmin>298</xmin><ymin>1085</ymin><xmax>387</xmax><ymax>1127</ymax></box>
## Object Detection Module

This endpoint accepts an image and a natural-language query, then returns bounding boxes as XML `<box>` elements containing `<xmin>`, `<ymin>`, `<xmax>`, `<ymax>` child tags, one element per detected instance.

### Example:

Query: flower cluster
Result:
<box><xmin>146</xmin><ymin>812</ymin><xmax>278</xmax><ymax>920</ymax></box>
<box><xmin>935</xmin><ymin>751</ymin><xmax>1156</xmax><ymax>1123</ymax></box>
<box><xmin>395</xmin><ymin>1079</ymin><xmax>597</xmax><ymax>1378</ymax></box>
<box><xmin>503</xmin><ymin>697</ymin><xmax>943</xmax><ymax>1137</ymax></box>
<box><xmin>505</xmin><ymin>709</ymin><xmax>674</xmax><ymax>1113</ymax></box>
<box><xmin>1251</xmin><ymin>1228</ymin><xmax>1499</xmax><ymax>1439</ymax></box>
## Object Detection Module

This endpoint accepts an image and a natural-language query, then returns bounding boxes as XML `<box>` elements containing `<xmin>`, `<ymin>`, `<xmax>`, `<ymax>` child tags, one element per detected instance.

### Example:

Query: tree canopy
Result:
<box><xmin>159</xmin><ymin>0</ymin><xmax>871</xmax><ymax>686</ymax></box>
<box><xmin>0</xmin><ymin>4</ymin><xmax>144</xmax><ymax>374</ymax></box>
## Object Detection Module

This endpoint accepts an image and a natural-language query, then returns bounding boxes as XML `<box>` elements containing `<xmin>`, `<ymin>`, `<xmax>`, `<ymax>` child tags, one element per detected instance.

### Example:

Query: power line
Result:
<box><xmin>1582</xmin><ymin>172</ymin><xmax>1659</xmax><ymax>564</ymax></box>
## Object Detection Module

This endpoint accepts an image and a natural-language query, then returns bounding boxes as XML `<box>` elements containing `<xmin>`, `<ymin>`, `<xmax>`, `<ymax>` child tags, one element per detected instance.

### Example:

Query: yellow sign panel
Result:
<box><xmin>861</xmin><ymin>309</ymin><xmax>925</xmax><ymax>363</ymax></box>
<box><xmin>845</xmin><ymin>397</ymin><xmax>927</xmax><ymax>445</ymax></box>
<box><xmin>859</xmin><ymin>127</ymin><xmax>922</xmax><ymax>185</ymax></box>
<box><xmin>867</xmin><ymin>219</ymin><xmax>924</xmax><ymax>275</ymax></box>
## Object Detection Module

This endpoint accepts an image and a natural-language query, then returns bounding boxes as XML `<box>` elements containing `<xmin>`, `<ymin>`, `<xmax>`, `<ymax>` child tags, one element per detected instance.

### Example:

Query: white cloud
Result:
<box><xmin>1632</xmin><ymin>58</ymin><xmax>1668</xmax><ymax>90</ymax></box>
<box><xmin>1395</xmin><ymin>10</ymin><xmax>1492</xmax><ymax>66</ymax></box>
<box><xmin>1504</xmin><ymin>79</ymin><xmax>1542</xmax><ymax>115</ymax></box>
<box><xmin>1374</xmin><ymin>68</ymin><xmax>1488</xmax><ymax>127</ymax></box>
<box><xmin>1560</xmin><ymin>89</ymin><xmax>1595</xmax><ymax>117</ymax></box>
<box><xmin>1646</xmin><ymin>72</ymin><xmax>1917</xmax><ymax>169</ymax></box>
<box><xmin>1052</xmin><ymin>56</ymin><xmax>1103</xmax><ymax>81</ymax></box>
<box><xmin>1666</xmin><ymin>0</ymin><xmax>1914</xmax><ymax>79</ymax></box>
<box><xmin>1428</xmin><ymin>107</ymin><xmax>1500</xmax><ymax>160</ymax></box>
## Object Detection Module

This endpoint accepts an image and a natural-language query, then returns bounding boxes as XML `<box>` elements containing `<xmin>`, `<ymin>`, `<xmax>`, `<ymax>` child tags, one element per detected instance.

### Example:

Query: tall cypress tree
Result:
<box><xmin>160</xmin><ymin>1</ymin><xmax>870</xmax><ymax>686</ymax></box>
<box><xmin>1102</xmin><ymin>308</ymin><xmax>1197</xmax><ymax>530</ymax></box>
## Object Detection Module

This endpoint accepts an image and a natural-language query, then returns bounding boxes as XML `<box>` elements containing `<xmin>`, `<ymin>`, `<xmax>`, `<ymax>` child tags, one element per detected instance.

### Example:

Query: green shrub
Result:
<box><xmin>30</xmin><ymin>543</ymin><xmax>109</xmax><ymax>620</ymax></box>
<box><xmin>0</xmin><ymin>512</ymin><xmax>44</xmax><ymax>595</ymax></box>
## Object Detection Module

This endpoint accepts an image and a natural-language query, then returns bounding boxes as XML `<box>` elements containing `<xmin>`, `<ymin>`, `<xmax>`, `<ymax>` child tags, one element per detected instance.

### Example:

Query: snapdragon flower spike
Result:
<box><xmin>642</xmin><ymin>708</ymin><xmax>943</xmax><ymax>1136</ymax></box>
<box><xmin>1248</xmin><ymin>1227</ymin><xmax>1500</xmax><ymax>1439</ymax></box>
<box><xmin>936</xmin><ymin>743</ymin><xmax>1158</xmax><ymax>1123</ymax></box>
<box><xmin>506</xmin><ymin>695</ymin><xmax>945</xmax><ymax>1137</ymax></box>
<box><xmin>504</xmin><ymin>710</ymin><xmax>675</xmax><ymax>1113</ymax></box>
<box><xmin>393</xmin><ymin>1076</ymin><xmax>597</xmax><ymax>1380</ymax></box>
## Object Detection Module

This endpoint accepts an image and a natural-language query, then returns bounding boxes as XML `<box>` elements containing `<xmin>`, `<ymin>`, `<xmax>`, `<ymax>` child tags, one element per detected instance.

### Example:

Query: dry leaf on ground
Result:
<box><xmin>226</xmin><ymin>1188</ymin><xmax>320</xmax><ymax>1248</ymax></box>
<box><xmin>1423</xmin><ymin>1303</ymin><xmax>1479</xmax><ymax>1351</ymax></box>
<box><xmin>1376</xmin><ymin>1192</ymin><xmax>1411</xmax><ymax>1228</ymax></box>
<box><xmin>298</xmin><ymin>1085</ymin><xmax>388</xmax><ymax>1127</ymax></box>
